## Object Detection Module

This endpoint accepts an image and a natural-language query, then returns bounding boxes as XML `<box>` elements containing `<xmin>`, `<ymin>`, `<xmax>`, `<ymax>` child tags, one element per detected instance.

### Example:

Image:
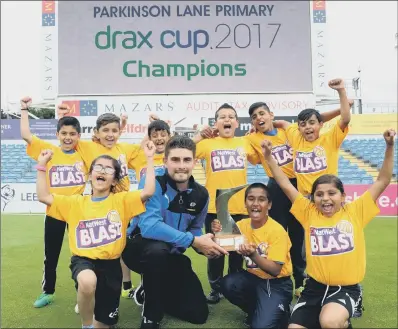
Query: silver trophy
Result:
<box><xmin>214</xmin><ymin>184</ymin><xmax>248</xmax><ymax>251</ymax></box>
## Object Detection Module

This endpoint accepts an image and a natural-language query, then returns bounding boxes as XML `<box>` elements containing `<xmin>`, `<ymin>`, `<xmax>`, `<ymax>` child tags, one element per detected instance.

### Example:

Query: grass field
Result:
<box><xmin>1</xmin><ymin>215</ymin><xmax>397</xmax><ymax>328</ymax></box>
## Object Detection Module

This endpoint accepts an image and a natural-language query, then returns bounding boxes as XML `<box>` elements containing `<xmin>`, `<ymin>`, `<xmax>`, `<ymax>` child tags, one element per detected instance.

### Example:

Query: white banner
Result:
<box><xmin>1</xmin><ymin>184</ymin><xmax>46</xmax><ymax>214</ymax></box>
<box><xmin>1</xmin><ymin>183</ymin><xmax>139</xmax><ymax>214</ymax></box>
<box><xmin>41</xmin><ymin>0</ymin><xmax>58</xmax><ymax>100</ymax></box>
<box><xmin>58</xmin><ymin>93</ymin><xmax>316</xmax><ymax>139</ymax></box>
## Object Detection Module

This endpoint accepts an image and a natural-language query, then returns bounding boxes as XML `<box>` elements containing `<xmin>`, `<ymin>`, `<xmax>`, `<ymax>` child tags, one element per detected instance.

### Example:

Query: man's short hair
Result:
<box><xmin>147</xmin><ymin>120</ymin><xmax>171</xmax><ymax>137</ymax></box>
<box><xmin>248</xmin><ymin>102</ymin><xmax>271</xmax><ymax>117</ymax></box>
<box><xmin>57</xmin><ymin>116</ymin><xmax>81</xmax><ymax>133</ymax></box>
<box><xmin>297</xmin><ymin>108</ymin><xmax>323</xmax><ymax>123</ymax></box>
<box><xmin>215</xmin><ymin>103</ymin><xmax>238</xmax><ymax>120</ymax></box>
<box><xmin>165</xmin><ymin>135</ymin><xmax>196</xmax><ymax>158</ymax></box>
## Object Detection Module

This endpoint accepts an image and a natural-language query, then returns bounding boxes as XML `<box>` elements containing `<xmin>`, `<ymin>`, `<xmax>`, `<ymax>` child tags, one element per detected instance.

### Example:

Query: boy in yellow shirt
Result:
<box><xmin>275</xmin><ymin>79</ymin><xmax>352</xmax><ymax>197</ymax></box>
<box><xmin>261</xmin><ymin>129</ymin><xmax>395</xmax><ymax>329</ymax></box>
<box><xmin>212</xmin><ymin>183</ymin><xmax>293</xmax><ymax>328</ymax></box>
<box><xmin>20</xmin><ymin>97</ymin><xmax>88</xmax><ymax>308</ymax></box>
<box><xmin>194</xmin><ymin>103</ymin><xmax>260</xmax><ymax>303</ymax></box>
<box><xmin>129</xmin><ymin>119</ymin><xmax>171</xmax><ymax>183</ymax></box>
<box><xmin>35</xmin><ymin>139</ymin><xmax>156</xmax><ymax>329</ymax></box>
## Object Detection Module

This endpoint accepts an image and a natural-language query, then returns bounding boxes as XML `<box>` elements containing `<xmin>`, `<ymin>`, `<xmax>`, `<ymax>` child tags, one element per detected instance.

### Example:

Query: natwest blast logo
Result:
<box><xmin>210</xmin><ymin>148</ymin><xmax>245</xmax><ymax>172</ymax></box>
<box><xmin>49</xmin><ymin>162</ymin><xmax>86</xmax><ymax>188</ymax></box>
<box><xmin>295</xmin><ymin>146</ymin><xmax>327</xmax><ymax>174</ymax></box>
<box><xmin>271</xmin><ymin>142</ymin><xmax>293</xmax><ymax>167</ymax></box>
<box><xmin>76</xmin><ymin>210</ymin><xmax>123</xmax><ymax>249</ymax></box>
<box><xmin>310</xmin><ymin>220</ymin><xmax>354</xmax><ymax>256</ymax></box>
<box><xmin>245</xmin><ymin>242</ymin><xmax>269</xmax><ymax>269</ymax></box>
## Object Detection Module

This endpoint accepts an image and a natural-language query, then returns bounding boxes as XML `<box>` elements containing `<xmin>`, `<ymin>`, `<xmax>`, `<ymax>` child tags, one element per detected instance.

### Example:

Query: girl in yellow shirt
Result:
<box><xmin>262</xmin><ymin>129</ymin><xmax>396</xmax><ymax>329</ymax></box>
<box><xmin>35</xmin><ymin>141</ymin><xmax>156</xmax><ymax>329</ymax></box>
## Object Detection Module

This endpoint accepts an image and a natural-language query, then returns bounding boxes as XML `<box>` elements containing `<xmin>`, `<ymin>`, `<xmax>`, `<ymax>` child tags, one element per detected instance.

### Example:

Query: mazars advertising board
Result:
<box><xmin>57</xmin><ymin>93</ymin><xmax>316</xmax><ymax>139</ymax></box>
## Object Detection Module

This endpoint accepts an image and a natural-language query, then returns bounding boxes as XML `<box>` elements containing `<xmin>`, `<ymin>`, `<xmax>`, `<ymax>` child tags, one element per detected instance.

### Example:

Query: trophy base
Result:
<box><xmin>214</xmin><ymin>234</ymin><xmax>246</xmax><ymax>252</ymax></box>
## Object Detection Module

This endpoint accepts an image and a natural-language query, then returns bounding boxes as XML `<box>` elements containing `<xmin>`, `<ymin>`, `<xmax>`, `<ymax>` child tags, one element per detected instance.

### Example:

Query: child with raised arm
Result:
<box><xmin>20</xmin><ymin>96</ymin><xmax>88</xmax><ymax>308</ymax></box>
<box><xmin>36</xmin><ymin>141</ymin><xmax>156</xmax><ymax>329</ymax></box>
<box><xmin>261</xmin><ymin>129</ymin><xmax>396</xmax><ymax>329</ymax></box>
<box><xmin>274</xmin><ymin>79</ymin><xmax>352</xmax><ymax>197</ymax></box>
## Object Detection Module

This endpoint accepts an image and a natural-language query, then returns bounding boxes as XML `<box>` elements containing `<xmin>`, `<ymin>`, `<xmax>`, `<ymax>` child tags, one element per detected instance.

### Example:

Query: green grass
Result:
<box><xmin>1</xmin><ymin>215</ymin><xmax>397</xmax><ymax>328</ymax></box>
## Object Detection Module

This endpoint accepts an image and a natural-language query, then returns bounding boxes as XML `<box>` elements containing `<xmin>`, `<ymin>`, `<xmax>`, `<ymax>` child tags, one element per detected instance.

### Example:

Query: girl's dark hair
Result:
<box><xmin>310</xmin><ymin>174</ymin><xmax>345</xmax><ymax>200</ymax></box>
<box><xmin>96</xmin><ymin>113</ymin><xmax>120</xmax><ymax>130</ymax></box>
<box><xmin>244</xmin><ymin>182</ymin><xmax>272</xmax><ymax>203</ymax></box>
<box><xmin>89</xmin><ymin>155</ymin><xmax>121</xmax><ymax>194</ymax></box>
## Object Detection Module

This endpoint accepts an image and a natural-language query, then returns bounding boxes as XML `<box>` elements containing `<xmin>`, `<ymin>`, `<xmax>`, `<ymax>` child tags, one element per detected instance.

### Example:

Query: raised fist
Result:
<box><xmin>383</xmin><ymin>129</ymin><xmax>396</xmax><ymax>146</ymax></box>
<box><xmin>328</xmin><ymin>78</ymin><xmax>345</xmax><ymax>91</ymax></box>
<box><xmin>20</xmin><ymin>96</ymin><xmax>32</xmax><ymax>110</ymax></box>
<box><xmin>57</xmin><ymin>104</ymin><xmax>71</xmax><ymax>119</ymax></box>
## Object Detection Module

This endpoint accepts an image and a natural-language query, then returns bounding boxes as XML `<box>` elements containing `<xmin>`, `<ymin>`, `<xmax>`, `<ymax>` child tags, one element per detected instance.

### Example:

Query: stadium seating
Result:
<box><xmin>2</xmin><ymin>138</ymin><xmax>397</xmax><ymax>185</ymax></box>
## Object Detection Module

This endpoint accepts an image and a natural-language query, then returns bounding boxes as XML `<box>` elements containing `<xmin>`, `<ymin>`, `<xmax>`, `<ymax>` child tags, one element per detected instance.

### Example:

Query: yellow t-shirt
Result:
<box><xmin>290</xmin><ymin>192</ymin><xmax>380</xmax><ymax>286</ymax></box>
<box><xmin>245</xmin><ymin>129</ymin><xmax>295</xmax><ymax>178</ymax></box>
<box><xmin>196</xmin><ymin>137</ymin><xmax>260</xmax><ymax>215</ymax></box>
<box><xmin>76</xmin><ymin>141</ymin><xmax>141</xmax><ymax>192</ymax></box>
<box><xmin>26</xmin><ymin>136</ymin><xmax>87</xmax><ymax>213</ymax></box>
<box><xmin>286</xmin><ymin>122</ymin><xmax>349</xmax><ymax>195</ymax></box>
<box><xmin>237</xmin><ymin>217</ymin><xmax>293</xmax><ymax>279</ymax></box>
<box><xmin>47</xmin><ymin>191</ymin><xmax>146</xmax><ymax>260</ymax></box>
<box><xmin>128</xmin><ymin>150</ymin><xmax>165</xmax><ymax>183</ymax></box>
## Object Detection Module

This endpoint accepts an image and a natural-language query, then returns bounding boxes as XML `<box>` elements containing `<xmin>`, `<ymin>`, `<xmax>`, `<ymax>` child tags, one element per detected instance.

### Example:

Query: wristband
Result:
<box><xmin>20</xmin><ymin>108</ymin><xmax>28</xmax><ymax>111</ymax></box>
<box><xmin>35</xmin><ymin>164</ymin><xmax>47</xmax><ymax>172</ymax></box>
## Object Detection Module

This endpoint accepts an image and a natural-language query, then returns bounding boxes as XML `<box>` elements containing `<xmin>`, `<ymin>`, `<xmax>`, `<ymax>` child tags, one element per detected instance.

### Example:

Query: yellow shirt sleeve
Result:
<box><xmin>195</xmin><ymin>139</ymin><xmax>209</xmax><ymax>159</ymax></box>
<box><xmin>76</xmin><ymin>140</ymin><xmax>95</xmax><ymax>167</ymax></box>
<box><xmin>26</xmin><ymin>135</ymin><xmax>56</xmax><ymax>160</ymax></box>
<box><xmin>128</xmin><ymin>149</ymin><xmax>146</xmax><ymax>171</ymax></box>
<box><xmin>290</xmin><ymin>193</ymin><xmax>313</xmax><ymax>226</ymax></box>
<box><xmin>47</xmin><ymin>194</ymin><xmax>80</xmax><ymax>222</ymax></box>
<box><xmin>267</xmin><ymin>227</ymin><xmax>290</xmax><ymax>264</ymax></box>
<box><xmin>326</xmin><ymin>120</ymin><xmax>349</xmax><ymax>149</ymax></box>
<box><xmin>120</xmin><ymin>143</ymin><xmax>142</xmax><ymax>168</ymax></box>
<box><xmin>244</xmin><ymin>139</ymin><xmax>261</xmax><ymax>165</ymax></box>
<box><xmin>348</xmin><ymin>191</ymin><xmax>380</xmax><ymax>227</ymax></box>
<box><xmin>285</xmin><ymin>124</ymin><xmax>301</xmax><ymax>148</ymax></box>
<box><xmin>123</xmin><ymin>191</ymin><xmax>146</xmax><ymax>222</ymax></box>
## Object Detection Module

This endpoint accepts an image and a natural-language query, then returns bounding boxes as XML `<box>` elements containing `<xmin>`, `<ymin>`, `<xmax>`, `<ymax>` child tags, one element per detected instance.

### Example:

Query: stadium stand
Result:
<box><xmin>2</xmin><ymin>139</ymin><xmax>397</xmax><ymax>185</ymax></box>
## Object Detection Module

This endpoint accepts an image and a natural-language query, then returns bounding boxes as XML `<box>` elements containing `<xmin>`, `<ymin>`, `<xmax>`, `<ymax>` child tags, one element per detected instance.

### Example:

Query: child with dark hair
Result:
<box><xmin>261</xmin><ymin>129</ymin><xmax>396</xmax><ymax>329</ymax></box>
<box><xmin>129</xmin><ymin>119</ymin><xmax>171</xmax><ymax>182</ymax></box>
<box><xmin>20</xmin><ymin>96</ymin><xmax>88</xmax><ymax>308</ymax></box>
<box><xmin>274</xmin><ymin>79</ymin><xmax>352</xmax><ymax>197</ymax></box>
<box><xmin>212</xmin><ymin>182</ymin><xmax>293</xmax><ymax>328</ymax></box>
<box><xmin>35</xmin><ymin>140</ymin><xmax>156</xmax><ymax>329</ymax></box>
<box><xmin>194</xmin><ymin>103</ymin><xmax>260</xmax><ymax>304</ymax></box>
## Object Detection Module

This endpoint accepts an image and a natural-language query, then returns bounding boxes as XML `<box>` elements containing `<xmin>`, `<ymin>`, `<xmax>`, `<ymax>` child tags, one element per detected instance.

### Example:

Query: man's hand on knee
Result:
<box><xmin>192</xmin><ymin>233</ymin><xmax>228</xmax><ymax>259</ymax></box>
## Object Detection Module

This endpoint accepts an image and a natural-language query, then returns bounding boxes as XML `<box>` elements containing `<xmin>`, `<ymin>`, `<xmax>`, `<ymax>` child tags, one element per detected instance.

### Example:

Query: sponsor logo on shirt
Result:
<box><xmin>49</xmin><ymin>161</ymin><xmax>86</xmax><ymax>187</ymax></box>
<box><xmin>76</xmin><ymin>210</ymin><xmax>122</xmax><ymax>248</ymax></box>
<box><xmin>118</xmin><ymin>154</ymin><xmax>129</xmax><ymax>179</ymax></box>
<box><xmin>245</xmin><ymin>242</ymin><xmax>269</xmax><ymax>269</ymax></box>
<box><xmin>310</xmin><ymin>220</ymin><xmax>354</xmax><ymax>256</ymax></box>
<box><xmin>210</xmin><ymin>148</ymin><xmax>245</xmax><ymax>172</ymax></box>
<box><xmin>271</xmin><ymin>142</ymin><xmax>293</xmax><ymax>167</ymax></box>
<box><xmin>295</xmin><ymin>146</ymin><xmax>327</xmax><ymax>174</ymax></box>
